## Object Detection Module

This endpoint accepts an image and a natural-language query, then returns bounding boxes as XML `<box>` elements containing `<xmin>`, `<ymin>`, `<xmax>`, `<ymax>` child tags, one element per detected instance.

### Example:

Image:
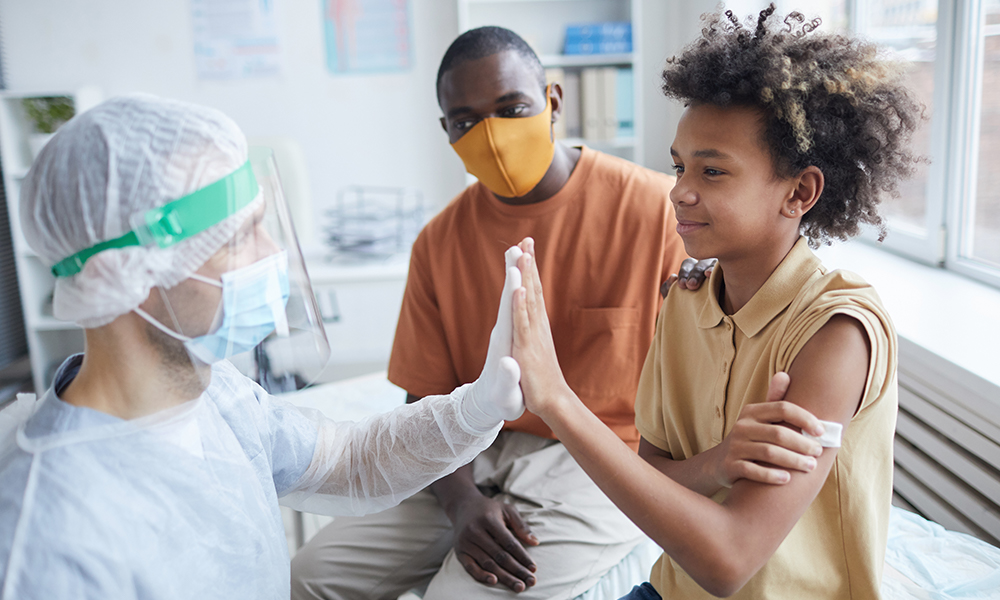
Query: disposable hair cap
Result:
<box><xmin>20</xmin><ymin>93</ymin><xmax>258</xmax><ymax>328</ymax></box>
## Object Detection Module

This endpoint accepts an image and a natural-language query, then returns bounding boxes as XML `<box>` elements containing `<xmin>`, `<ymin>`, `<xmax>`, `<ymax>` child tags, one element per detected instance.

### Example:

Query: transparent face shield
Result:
<box><xmin>51</xmin><ymin>148</ymin><xmax>330</xmax><ymax>393</ymax></box>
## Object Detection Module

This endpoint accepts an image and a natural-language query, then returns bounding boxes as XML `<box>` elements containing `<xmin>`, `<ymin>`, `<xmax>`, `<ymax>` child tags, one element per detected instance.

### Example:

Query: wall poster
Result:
<box><xmin>323</xmin><ymin>0</ymin><xmax>412</xmax><ymax>74</ymax></box>
<box><xmin>193</xmin><ymin>0</ymin><xmax>282</xmax><ymax>80</ymax></box>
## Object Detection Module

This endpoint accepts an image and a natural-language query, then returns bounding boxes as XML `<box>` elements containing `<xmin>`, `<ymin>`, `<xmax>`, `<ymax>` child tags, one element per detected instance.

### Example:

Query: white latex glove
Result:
<box><xmin>460</xmin><ymin>246</ymin><xmax>525</xmax><ymax>432</ymax></box>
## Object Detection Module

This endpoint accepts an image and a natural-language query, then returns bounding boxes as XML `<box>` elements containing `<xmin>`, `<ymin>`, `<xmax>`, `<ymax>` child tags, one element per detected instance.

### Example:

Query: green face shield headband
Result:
<box><xmin>51</xmin><ymin>160</ymin><xmax>259</xmax><ymax>278</ymax></box>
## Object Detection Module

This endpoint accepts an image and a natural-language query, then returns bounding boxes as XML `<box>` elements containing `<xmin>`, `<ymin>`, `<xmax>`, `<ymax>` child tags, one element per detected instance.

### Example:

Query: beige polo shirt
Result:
<box><xmin>635</xmin><ymin>237</ymin><xmax>898</xmax><ymax>599</ymax></box>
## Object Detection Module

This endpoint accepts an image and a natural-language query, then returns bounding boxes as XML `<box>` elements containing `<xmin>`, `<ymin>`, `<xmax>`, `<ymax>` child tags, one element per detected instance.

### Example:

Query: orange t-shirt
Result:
<box><xmin>388</xmin><ymin>147</ymin><xmax>687</xmax><ymax>448</ymax></box>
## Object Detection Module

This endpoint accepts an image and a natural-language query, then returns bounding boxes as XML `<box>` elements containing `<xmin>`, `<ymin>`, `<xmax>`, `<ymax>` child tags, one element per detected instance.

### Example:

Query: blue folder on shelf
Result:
<box><xmin>564</xmin><ymin>22</ymin><xmax>632</xmax><ymax>55</ymax></box>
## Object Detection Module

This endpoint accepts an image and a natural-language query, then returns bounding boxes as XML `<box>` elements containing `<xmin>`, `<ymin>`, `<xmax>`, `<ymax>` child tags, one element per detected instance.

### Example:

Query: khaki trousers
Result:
<box><xmin>290</xmin><ymin>431</ymin><xmax>645</xmax><ymax>600</ymax></box>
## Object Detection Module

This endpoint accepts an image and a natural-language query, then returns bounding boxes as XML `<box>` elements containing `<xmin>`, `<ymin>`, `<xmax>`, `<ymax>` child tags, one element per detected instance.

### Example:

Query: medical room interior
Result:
<box><xmin>0</xmin><ymin>0</ymin><xmax>998</xmax><ymax>598</ymax></box>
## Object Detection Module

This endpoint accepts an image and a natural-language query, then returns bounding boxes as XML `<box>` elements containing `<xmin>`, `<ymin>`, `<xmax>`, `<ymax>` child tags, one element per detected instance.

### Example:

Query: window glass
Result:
<box><xmin>865</xmin><ymin>0</ymin><xmax>938</xmax><ymax>233</ymax></box>
<box><xmin>971</xmin><ymin>0</ymin><xmax>1000</xmax><ymax>267</ymax></box>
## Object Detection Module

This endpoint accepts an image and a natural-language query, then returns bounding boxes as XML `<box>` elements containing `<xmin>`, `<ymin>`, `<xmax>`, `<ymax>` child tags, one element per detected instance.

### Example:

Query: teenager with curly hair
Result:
<box><xmin>509</xmin><ymin>5</ymin><xmax>922</xmax><ymax>599</ymax></box>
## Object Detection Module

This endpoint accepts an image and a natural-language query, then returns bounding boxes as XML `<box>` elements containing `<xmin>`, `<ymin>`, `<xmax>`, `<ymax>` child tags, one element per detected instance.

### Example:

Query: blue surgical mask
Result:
<box><xmin>137</xmin><ymin>250</ymin><xmax>290</xmax><ymax>364</ymax></box>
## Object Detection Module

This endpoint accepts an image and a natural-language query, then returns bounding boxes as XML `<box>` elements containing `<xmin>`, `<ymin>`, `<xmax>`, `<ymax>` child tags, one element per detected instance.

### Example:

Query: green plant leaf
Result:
<box><xmin>22</xmin><ymin>96</ymin><xmax>75</xmax><ymax>134</ymax></box>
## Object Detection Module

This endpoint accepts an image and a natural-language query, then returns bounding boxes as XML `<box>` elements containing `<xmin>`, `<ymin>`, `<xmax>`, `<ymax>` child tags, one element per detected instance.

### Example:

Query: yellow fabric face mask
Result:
<box><xmin>450</xmin><ymin>88</ymin><xmax>555</xmax><ymax>198</ymax></box>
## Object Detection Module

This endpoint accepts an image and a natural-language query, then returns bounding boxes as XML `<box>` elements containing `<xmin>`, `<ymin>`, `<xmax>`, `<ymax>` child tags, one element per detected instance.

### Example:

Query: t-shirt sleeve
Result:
<box><xmin>634</xmin><ymin>300</ymin><xmax>673</xmax><ymax>453</ymax></box>
<box><xmin>386</xmin><ymin>231</ymin><xmax>461</xmax><ymax>397</ymax></box>
<box><xmin>772</xmin><ymin>273</ymin><xmax>897</xmax><ymax>414</ymax></box>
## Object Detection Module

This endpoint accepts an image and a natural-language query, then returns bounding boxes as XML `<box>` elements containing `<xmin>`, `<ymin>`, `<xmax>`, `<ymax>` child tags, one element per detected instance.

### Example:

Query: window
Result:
<box><xmin>708</xmin><ymin>1</ymin><xmax>1000</xmax><ymax>287</ymax></box>
<box><xmin>862</xmin><ymin>0</ymin><xmax>939</xmax><ymax>235</ymax></box>
<box><xmin>855</xmin><ymin>0</ymin><xmax>1000</xmax><ymax>287</ymax></box>
<box><xmin>852</xmin><ymin>0</ymin><xmax>949</xmax><ymax>265</ymax></box>
<box><xmin>957</xmin><ymin>0</ymin><xmax>1000</xmax><ymax>276</ymax></box>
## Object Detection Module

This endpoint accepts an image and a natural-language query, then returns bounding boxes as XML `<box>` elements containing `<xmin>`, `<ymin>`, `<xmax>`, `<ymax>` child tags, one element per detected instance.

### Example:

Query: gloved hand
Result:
<box><xmin>460</xmin><ymin>246</ymin><xmax>525</xmax><ymax>432</ymax></box>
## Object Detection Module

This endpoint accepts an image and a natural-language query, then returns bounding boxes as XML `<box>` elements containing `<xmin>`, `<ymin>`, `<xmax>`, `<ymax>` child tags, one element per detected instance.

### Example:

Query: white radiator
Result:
<box><xmin>892</xmin><ymin>337</ymin><xmax>1000</xmax><ymax>547</ymax></box>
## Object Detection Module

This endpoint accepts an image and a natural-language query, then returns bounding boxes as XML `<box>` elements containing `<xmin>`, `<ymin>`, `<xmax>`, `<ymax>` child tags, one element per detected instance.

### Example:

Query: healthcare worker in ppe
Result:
<box><xmin>0</xmin><ymin>93</ymin><xmax>524</xmax><ymax>600</ymax></box>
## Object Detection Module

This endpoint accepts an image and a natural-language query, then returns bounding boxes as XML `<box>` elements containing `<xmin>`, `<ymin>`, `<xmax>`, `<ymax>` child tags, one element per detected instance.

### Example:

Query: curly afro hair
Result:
<box><xmin>662</xmin><ymin>4</ymin><xmax>925</xmax><ymax>245</ymax></box>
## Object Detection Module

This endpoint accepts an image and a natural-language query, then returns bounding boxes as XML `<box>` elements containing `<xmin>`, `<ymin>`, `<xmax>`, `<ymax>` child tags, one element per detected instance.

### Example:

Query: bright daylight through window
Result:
<box><xmin>864</xmin><ymin>0</ymin><xmax>1000</xmax><ymax>284</ymax></box>
<box><xmin>728</xmin><ymin>0</ymin><xmax>1000</xmax><ymax>287</ymax></box>
<box><xmin>971</xmin><ymin>1</ymin><xmax>1000</xmax><ymax>268</ymax></box>
<box><xmin>866</xmin><ymin>0</ymin><xmax>935</xmax><ymax>233</ymax></box>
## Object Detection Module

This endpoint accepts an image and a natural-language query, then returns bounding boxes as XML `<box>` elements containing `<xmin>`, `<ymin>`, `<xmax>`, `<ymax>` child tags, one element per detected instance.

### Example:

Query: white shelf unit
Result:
<box><xmin>538</xmin><ymin>52</ymin><xmax>633</xmax><ymax>67</ymax></box>
<box><xmin>457</xmin><ymin>0</ymin><xmax>643</xmax><ymax>165</ymax></box>
<box><xmin>0</xmin><ymin>88</ymin><xmax>102</xmax><ymax>392</ymax></box>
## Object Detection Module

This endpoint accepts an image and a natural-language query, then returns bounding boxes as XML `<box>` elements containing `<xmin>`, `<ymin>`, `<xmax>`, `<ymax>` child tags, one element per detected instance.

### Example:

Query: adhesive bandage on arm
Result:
<box><xmin>803</xmin><ymin>420</ymin><xmax>843</xmax><ymax>448</ymax></box>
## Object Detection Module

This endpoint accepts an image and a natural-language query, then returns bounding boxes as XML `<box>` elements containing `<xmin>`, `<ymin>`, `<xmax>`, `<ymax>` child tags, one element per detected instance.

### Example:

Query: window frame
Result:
<box><xmin>945</xmin><ymin>0</ymin><xmax>1000</xmax><ymax>288</ymax></box>
<box><xmin>849</xmin><ymin>0</ymin><xmax>1000</xmax><ymax>288</ymax></box>
<box><xmin>850</xmin><ymin>0</ymin><xmax>952</xmax><ymax>267</ymax></box>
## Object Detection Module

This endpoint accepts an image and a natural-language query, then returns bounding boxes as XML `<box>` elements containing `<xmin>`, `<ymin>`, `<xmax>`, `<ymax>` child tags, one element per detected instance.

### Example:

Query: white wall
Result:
<box><xmin>638</xmin><ymin>0</ymin><xmax>718</xmax><ymax>173</ymax></box>
<box><xmin>637</xmin><ymin>1</ymin><xmax>851</xmax><ymax>173</ymax></box>
<box><xmin>0</xmin><ymin>0</ymin><xmax>468</xmax><ymax>246</ymax></box>
<box><xmin>0</xmin><ymin>0</ymin><xmax>729</xmax><ymax>234</ymax></box>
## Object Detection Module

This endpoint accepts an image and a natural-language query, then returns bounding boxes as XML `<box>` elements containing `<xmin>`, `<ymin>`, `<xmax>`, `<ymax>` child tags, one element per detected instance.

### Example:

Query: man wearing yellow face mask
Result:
<box><xmin>292</xmin><ymin>27</ymin><xmax>701</xmax><ymax>600</ymax></box>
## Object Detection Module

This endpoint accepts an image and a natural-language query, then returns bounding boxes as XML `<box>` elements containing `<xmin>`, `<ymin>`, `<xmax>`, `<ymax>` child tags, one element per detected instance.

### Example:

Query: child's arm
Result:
<box><xmin>636</xmin><ymin>373</ymin><xmax>825</xmax><ymax>497</ymax></box>
<box><xmin>512</xmin><ymin>241</ymin><xmax>869</xmax><ymax>598</ymax></box>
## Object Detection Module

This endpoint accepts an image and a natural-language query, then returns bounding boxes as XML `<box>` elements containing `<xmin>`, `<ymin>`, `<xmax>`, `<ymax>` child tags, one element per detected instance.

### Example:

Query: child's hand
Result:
<box><xmin>511</xmin><ymin>237</ymin><xmax>575</xmax><ymax>419</ymax></box>
<box><xmin>712</xmin><ymin>372</ymin><xmax>826</xmax><ymax>487</ymax></box>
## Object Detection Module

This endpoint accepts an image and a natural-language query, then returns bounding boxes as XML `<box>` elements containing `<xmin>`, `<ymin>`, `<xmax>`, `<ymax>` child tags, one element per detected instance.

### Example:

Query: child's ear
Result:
<box><xmin>784</xmin><ymin>166</ymin><xmax>824</xmax><ymax>218</ymax></box>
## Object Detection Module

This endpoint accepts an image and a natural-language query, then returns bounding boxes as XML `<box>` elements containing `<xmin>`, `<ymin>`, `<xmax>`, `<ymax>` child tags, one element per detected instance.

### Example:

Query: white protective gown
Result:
<box><xmin>0</xmin><ymin>355</ymin><xmax>500</xmax><ymax>599</ymax></box>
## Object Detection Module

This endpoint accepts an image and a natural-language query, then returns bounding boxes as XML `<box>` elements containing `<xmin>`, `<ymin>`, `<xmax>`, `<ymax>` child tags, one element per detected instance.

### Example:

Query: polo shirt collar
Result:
<box><xmin>696</xmin><ymin>237</ymin><xmax>821</xmax><ymax>337</ymax></box>
<box><xmin>697</xmin><ymin>266</ymin><xmax>728</xmax><ymax>330</ymax></box>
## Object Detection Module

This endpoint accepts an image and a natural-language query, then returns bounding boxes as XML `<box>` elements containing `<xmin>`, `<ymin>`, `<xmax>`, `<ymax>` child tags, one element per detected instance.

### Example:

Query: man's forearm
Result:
<box><xmin>429</xmin><ymin>464</ymin><xmax>482</xmax><ymax>521</ymax></box>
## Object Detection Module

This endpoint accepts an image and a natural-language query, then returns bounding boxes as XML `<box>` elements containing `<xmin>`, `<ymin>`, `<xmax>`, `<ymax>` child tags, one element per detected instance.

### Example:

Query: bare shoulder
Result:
<box><xmin>787</xmin><ymin>314</ymin><xmax>871</xmax><ymax>423</ymax></box>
